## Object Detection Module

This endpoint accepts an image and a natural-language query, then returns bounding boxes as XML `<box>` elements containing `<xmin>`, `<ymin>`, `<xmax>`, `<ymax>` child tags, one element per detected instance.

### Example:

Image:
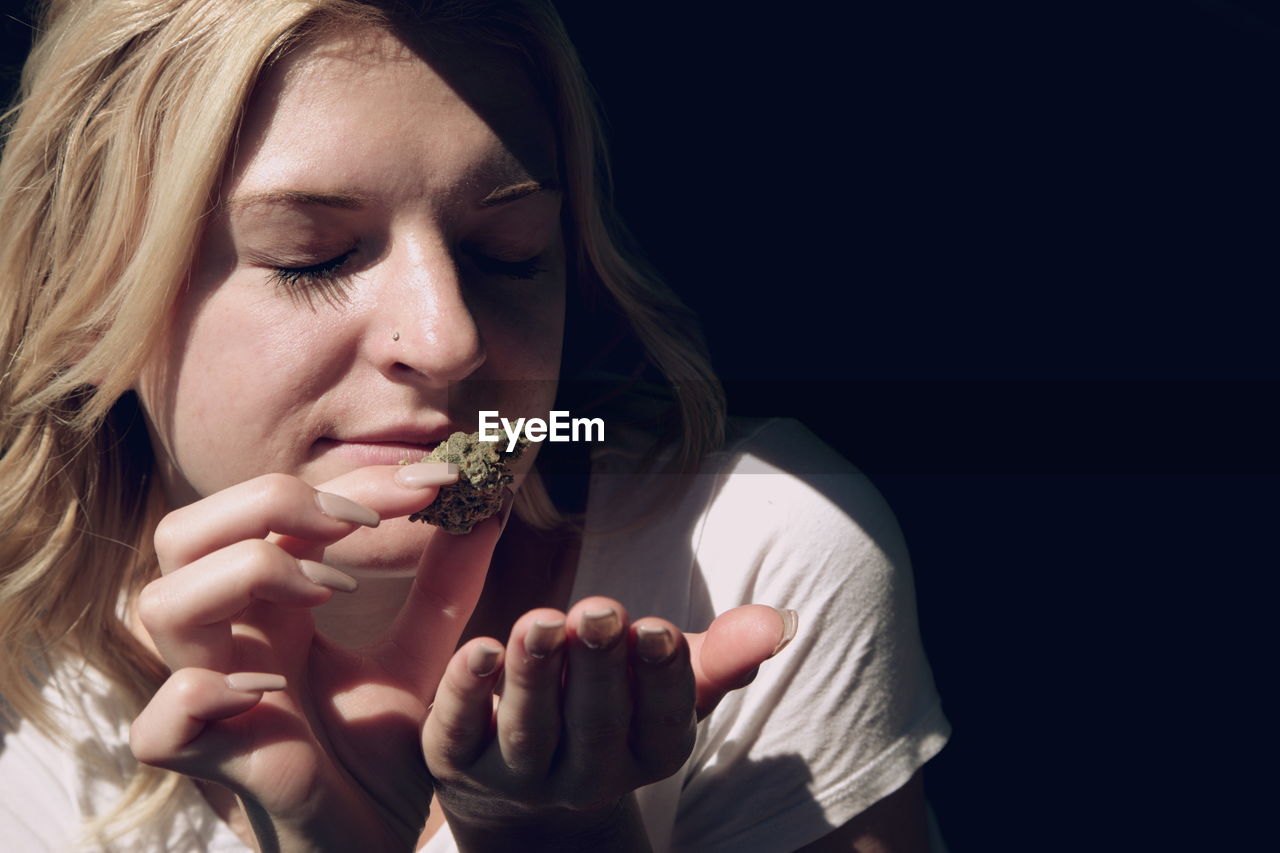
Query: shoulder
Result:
<box><xmin>581</xmin><ymin>416</ymin><xmax>913</xmax><ymax>620</ymax></box>
<box><xmin>693</xmin><ymin>417</ymin><xmax>912</xmax><ymax>603</ymax></box>
<box><xmin>581</xmin><ymin>418</ymin><xmax>950</xmax><ymax>850</ymax></box>
<box><xmin>664</xmin><ymin>420</ymin><xmax>950</xmax><ymax>851</ymax></box>
<box><xmin>715</xmin><ymin>417</ymin><xmax>899</xmax><ymax>524</ymax></box>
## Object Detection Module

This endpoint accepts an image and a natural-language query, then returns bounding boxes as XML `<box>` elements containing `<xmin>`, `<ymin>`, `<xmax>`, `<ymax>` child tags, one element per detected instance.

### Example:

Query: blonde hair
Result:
<box><xmin>0</xmin><ymin>0</ymin><xmax>723</xmax><ymax>840</ymax></box>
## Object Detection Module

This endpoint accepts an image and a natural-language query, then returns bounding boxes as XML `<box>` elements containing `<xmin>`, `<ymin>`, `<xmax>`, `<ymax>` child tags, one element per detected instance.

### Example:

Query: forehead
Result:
<box><xmin>226</xmin><ymin>25</ymin><xmax>558</xmax><ymax>201</ymax></box>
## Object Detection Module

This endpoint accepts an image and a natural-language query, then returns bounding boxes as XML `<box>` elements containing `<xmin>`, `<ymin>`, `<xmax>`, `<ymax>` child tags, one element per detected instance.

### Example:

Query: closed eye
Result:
<box><xmin>271</xmin><ymin>249</ymin><xmax>356</xmax><ymax>288</ymax></box>
<box><xmin>271</xmin><ymin>248</ymin><xmax>357</xmax><ymax>308</ymax></box>
<box><xmin>469</xmin><ymin>252</ymin><xmax>545</xmax><ymax>281</ymax></box>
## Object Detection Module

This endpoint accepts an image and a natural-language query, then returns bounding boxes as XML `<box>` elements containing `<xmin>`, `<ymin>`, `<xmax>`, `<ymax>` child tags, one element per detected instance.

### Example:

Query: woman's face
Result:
<box><xmin>137</xmin><ymin>26</ymin><xmax>565</xmax><ymax>571</ymax></box>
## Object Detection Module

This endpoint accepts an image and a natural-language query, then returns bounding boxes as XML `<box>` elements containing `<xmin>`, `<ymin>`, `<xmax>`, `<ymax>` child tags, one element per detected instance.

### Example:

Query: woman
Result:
<box><xmin>0</xmin><ymin>1</ymin><xmax>949</xmax><ymax>850</ymax></box>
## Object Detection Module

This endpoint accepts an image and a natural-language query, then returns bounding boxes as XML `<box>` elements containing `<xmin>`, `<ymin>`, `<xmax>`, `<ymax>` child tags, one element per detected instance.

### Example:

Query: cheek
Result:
<box><xmin>482</xmin><ymin>258</ymin><xmax>568</xmax><ymax>377</ymax></box>
<box><xmin>453</xmin><ymin>275</ymin><xmax>564</xmax><ymax>429</ymax></box>
<box><xmin>142</xmin><ymin>284</ymin><xmax>340</xmax><ymax>494</ymax></box>
<box><xmin>505</xmin><ymin>293</ymin><xmax>565</xmax><ymax>370</ymax></box>
<box><xmin>182</xmin><ymin>291</ymin><xmax>320</xmax><ymax>409</ymax></box>
<box><xmin>483</xmin><ymin>284</ymin><xmax>565</xmax><ymax>422</ymax></box>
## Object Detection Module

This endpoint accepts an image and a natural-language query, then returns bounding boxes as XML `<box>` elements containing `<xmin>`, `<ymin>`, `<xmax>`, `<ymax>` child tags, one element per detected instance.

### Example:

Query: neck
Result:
<box><xmin>312</xmin><ymin>514</ymin><xmax>581</xmax><ymax>651</ymax></box>
<box><xmin>313</xmin><ymin>571</ymin><xmax>416</xmax><ymax>648</ymax></box>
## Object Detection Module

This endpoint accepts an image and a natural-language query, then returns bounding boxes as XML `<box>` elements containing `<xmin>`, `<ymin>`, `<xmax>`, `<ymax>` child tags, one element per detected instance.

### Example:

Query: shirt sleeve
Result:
<box><xmin>0</xmin><ymin>710</ymin><xmax>80</xmax><ymax>852</ymax></box>
<box><xmin>1</xmin><ymin>666</ymin><xmax>253</xmax><ymax>853</ymax></box>
<box><xmin>669</xmin><ymin>418</ymin><xmax>950</xmax><ymax>852</ymax></box>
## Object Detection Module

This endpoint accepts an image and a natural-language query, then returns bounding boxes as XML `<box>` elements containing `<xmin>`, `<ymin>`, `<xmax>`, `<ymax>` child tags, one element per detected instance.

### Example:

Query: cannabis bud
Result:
<box><xmin>408</xmin><ymin>430</ymin><xmax>527</xmax><ymax>534</ymax></box>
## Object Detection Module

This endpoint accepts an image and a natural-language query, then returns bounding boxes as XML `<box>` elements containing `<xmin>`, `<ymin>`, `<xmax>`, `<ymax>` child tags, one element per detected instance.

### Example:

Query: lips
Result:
<box><xmin>315</xmin><ymin>424</ymin><xmax>461</xmax><ymax>466</ymax></box>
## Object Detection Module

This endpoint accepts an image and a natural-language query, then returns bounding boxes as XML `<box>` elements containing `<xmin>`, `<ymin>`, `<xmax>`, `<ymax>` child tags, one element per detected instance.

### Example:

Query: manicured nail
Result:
<box><xmin>772</xmin><ymin>608</ymin><xmax>799</xmax><ymax>656</ymax></box>
<box><xmin>635</xmin><ymin>623</ymin><xmax>676</xmax><ymax>664</ymax></box>
<box><xmin>395</xmin><ymin>461</ymin><xmax>458</xmax><ymax>488</ymax></box>
<box><xmin>580</xmin><ymin>607</ymin><xmax>621</xmax><ymax>650</ymax></box>
<box><xmin>525</xmin><ymin>618</ymin><xmax>566</xmax><ymax>659</ymax></box>
<box><xmin>467</xmin><ymin>642</ymin><xmax>502</xmax><ymax>677</ymax></box>
<box><xmin>315</xmin><ymin>491</ymin><xmax>380</xmax><ymax>527</ymax></box>
<box><xmin>225</xmin><ymin>672</ymin><xmax>286</xmax><ymax>693</ymax></box>
<box><xmin>298</xmin><ymin>559</ymin><xmax>358</xmax><ymax>593</ymax></box>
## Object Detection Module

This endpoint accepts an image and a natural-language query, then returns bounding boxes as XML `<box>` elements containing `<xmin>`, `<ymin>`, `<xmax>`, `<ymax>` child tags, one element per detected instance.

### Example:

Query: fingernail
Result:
<box><xmin>772</xmin><ymin>608</ymin><xmax>799</xmax><ymax>656</ymax></box>
<box><xmin>635</xmin><ymin>623</ymin><xmax>676</xmax><ymax>664</ymax></box>
<box><xmin>315</xmin><ymin>491</ymin><xmax>380</xmax><ymax>527</ymax></box>
<box><xmin>298</xmin><ymin>559</ymin><xmax>359</xmax><ymax>593</ymax></box>
<box><xmin>580</xmin><ymin>607</ymin><xmax>621</xmax><ymax>650</ymax></box>
<box><xmin>467</xmin><ymin>642</ymin><xmax>502</xmax><ymax>677</ymax></box>
<box><xmin>468</xmin><ymin>640</ymin><xmax>501</xmax><ymax>676</ymax></box>
<box><xmin>225</xmin><ymin>672</ymin><xmax>286</xmax><ymax>693</ymax></box>
<box><xmin>525</xmin><ymin>618</ymin><xmax>566</xmax><ymax>659</ymax></box>
<box><xmin>395</xmin><ymin>461</ymin><xmax>458</xmax><ymax>489</ymax></box>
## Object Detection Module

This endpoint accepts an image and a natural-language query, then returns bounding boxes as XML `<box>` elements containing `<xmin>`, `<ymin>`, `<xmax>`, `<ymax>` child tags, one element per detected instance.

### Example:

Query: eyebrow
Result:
<box><xmin>227</xmin><ymin>190</ymin><xmax>371</xmax><ymax>213</ymax></box>
<box><xmin>226</xmin><ymin>180</ymin><xmax>560</xmax><ymax>213</ymax></box>
<box><xmin>480</xmin><ymin>179</ymin><xmax>561</xmax><ymax>208</ymax></box>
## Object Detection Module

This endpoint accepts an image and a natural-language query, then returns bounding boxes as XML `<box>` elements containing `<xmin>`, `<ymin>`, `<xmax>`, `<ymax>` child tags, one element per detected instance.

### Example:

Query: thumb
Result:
<box><xmin>687</xmin><ymin>605</ymin><xmax>798</xmax><ymax>720</ymax></box>
<box><xmin>377</xmin><ymin>489</ymin><xmax>513</xmax><ymax>699</ymax></box>
<box><xmin>311</xmin><ymin>462</ymin><xmax>460</xmax><ymax>521</ymax></box>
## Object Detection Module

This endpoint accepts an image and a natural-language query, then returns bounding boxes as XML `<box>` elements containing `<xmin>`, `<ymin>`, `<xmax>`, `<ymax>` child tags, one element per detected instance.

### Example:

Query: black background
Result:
<box><xmin>4</xmin><ymin>2</ymin><xmax>1277</xmax><ymax>849</ymax></box>
<box><xmin>558</xmin><ymin>3</ymin><xmax>1280</xmax><ymax>845</ymax></box>
<box><xmin>549</xmin><ymin>4</ymin><xmax>1278</xmax><ymax>850</ymax></box>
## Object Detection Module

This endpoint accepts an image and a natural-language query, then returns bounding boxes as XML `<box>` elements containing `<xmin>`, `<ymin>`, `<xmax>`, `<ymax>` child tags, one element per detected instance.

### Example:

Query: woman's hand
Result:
<box><xmin>128</xmin><ymin>463</ymin><xmax>497</xmax><ymax>852</ymax></box>
<box><xmin>423</xmin><ymin>598</ymin><xmax>796</xmax><ymax>850</ymax></box>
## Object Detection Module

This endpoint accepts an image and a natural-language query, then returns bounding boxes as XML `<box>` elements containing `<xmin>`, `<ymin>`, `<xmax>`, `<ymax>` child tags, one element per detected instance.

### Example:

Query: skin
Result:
<box><xmin>126</xmin><ymin>24</ymin><xmax>925</xmax><ymax>853</ymax></box>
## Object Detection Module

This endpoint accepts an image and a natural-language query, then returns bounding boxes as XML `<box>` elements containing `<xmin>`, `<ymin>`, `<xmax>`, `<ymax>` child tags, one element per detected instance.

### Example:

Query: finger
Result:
<box><xmin>379</xmin><ymin>498</ymin><xmax>509</xmax><ymax>698</ymax></box>
<box><xmin>154</xmin><ymin>464</ymin><xmax>457</xmax><ymax>571</ymax></box>
<box><xmin>628</xmin><ymin>618</ymin><xmax>697</xmax><ymax>781</ymax></box>
<box><xmin>686</xmin><ymin>605</ymin><xmax>798</xmax><ymax>720</ymax></box>
<box><xmin>421</xmin><ymin>638</ymin><xmax>504</xmax><ymax>774</ymax></box>
<box><xmin>562</xmin><ymin>597</ymin><xmax>632</xmax><ymax>781</ymax></box>
<box><xmin>495</xmin><ymin>609</ymin><xmax>567</xmax><ymax>777</ymax></box>
<box><xmin>155</xmin><ymin>473</ymin><xmax>378</xmax><ymax>572</ymax></box>
<box><xmin>129</xmin><ymin>668</ymin><xmax>285</xmax><ymax>773</ymax></box>
<box><xmin>314</xmin><ymin>461</ymin><xmax>459</xmax><ymax>519</ymax></box>
<box><xmin>138</xmin><ymin>538</ymin><xmax>355</xmax><ymax>671</ymax></box>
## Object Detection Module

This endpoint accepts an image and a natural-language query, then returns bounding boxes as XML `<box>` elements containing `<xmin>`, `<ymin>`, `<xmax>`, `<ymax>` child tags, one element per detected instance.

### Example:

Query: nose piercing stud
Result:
<box><xmin>392</xmin><ymin>331</ymin><xmax>400</xmax><ymax>341</ymax></box>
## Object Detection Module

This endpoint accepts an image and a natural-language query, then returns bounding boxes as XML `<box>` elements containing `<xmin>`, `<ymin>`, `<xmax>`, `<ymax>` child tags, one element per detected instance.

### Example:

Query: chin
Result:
<box><xmin>322</xmin><ymin>518</ymin><xmax>441</xmax><ymax>577</ymax></box>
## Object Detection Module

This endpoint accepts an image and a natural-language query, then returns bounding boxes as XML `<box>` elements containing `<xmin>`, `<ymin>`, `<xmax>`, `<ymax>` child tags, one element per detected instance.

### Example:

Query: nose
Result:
<box><xmin>369</xmin><ymin>235</ymin><xmax>486</xmax><ymax>386</ymax></box>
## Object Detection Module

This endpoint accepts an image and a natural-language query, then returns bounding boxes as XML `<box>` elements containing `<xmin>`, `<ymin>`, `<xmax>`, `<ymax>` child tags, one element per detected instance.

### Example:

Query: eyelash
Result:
<box><xmin>271</xmin><ymin>250</ymin><xmax>355</xmax><ymax>289</ymax></box>
<box><xmin>269</xmin><ymin>249</ymin><xmax>545</xmax><ymax>293</ymax></box>
<box><xmin>469</xmin><ymin>253</ymin><xmax>545</xmax><ymax>281</ymax></box>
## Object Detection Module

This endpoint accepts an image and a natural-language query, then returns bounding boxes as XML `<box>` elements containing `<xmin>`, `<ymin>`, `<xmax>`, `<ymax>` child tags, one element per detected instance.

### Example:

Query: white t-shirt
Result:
<box><xmin>0</xmin><ymin>417</ymin><xmax>950</xmax><ymax>851</ymax></box>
